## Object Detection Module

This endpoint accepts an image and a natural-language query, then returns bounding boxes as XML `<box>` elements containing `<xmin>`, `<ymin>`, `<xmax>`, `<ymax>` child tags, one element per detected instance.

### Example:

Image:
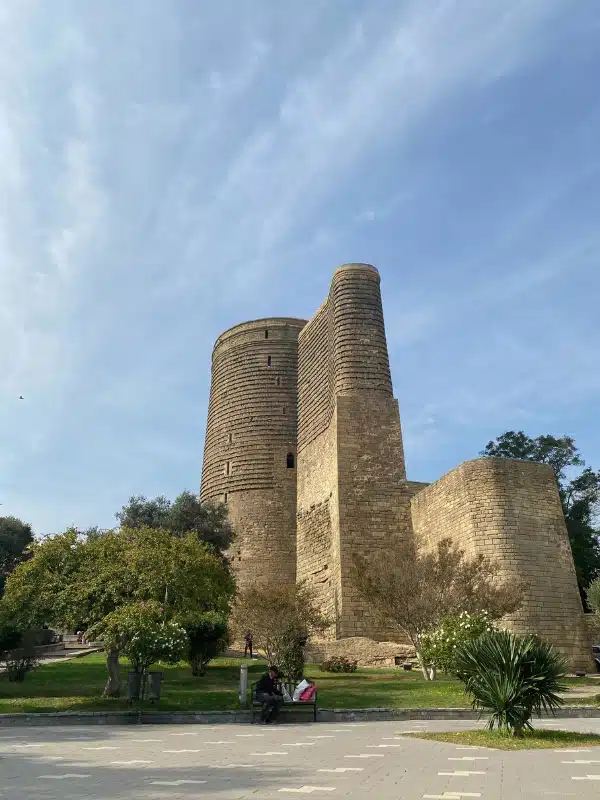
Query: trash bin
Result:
<box><xmin>127</xmin><ymin>671</ymin><xmax>142</xmax><ymax>701</ymax></box>
<box><xmin>147</xmin><ymin>671</ymin><xmax>163</xmax><ymax>702</ymax></box>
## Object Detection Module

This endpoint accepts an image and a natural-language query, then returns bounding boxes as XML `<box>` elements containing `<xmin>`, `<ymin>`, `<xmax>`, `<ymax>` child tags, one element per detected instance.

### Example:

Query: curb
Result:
<box><xmin>1</xmin><ymin>706</ymin><xmax>599</xmax><ymax>726</ymax></box>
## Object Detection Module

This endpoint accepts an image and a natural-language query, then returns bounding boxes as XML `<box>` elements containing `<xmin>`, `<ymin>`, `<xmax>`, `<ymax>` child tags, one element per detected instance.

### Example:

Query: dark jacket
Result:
<box><xmin>256</xmin><ymin>673</ymin><xmax>282</xmax><ymax>695</ymax></box>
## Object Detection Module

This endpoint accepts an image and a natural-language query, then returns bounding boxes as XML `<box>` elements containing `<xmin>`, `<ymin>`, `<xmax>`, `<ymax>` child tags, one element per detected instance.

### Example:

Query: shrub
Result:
<box><xmin>0</xmin><ymin>626</ymin><xmax>38</xmax><ymax>682</ymax></box>
<box><xmin>419</xmin><ymin>611</ymin><xmax>496</xmax><ymax>675</ymax></box>
<box><xmin>0</xmin><ymin>623</ymin><xmax>23</xmax><ymax>656</ymax></box>
<box><xmin>320</xmin><ymin>656</ymin><xmax>358</xmax><ymax>673</ymax></box>
<box><xmin>5</xmin><ymin>647</ymin><xmax>39</xmax><ymax>682</ymax></box>
<box><xmin>454</xmin><ymin>629</ymin><xmax>568</xmax><ymax>736</ymax></box>
<box><xmin>181</xmin><ymin>611</ymin><xmax>229</xmax><ymax>676</ymax></box>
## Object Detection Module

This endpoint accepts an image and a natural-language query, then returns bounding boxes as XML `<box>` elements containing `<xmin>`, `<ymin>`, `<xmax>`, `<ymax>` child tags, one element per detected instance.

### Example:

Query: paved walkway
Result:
<box><xmin>2</xmin><ymin>717</ymin><xmax>600</xmax><ymax>798</ymax></box>
<box><xmin>0</xmin><ymin>647</ymin><xmax>100</xmax><ymax>675</ymax></box>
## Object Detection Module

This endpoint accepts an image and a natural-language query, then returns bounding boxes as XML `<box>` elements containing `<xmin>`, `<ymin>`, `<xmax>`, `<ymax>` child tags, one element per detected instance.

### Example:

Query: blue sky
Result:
<box><xmin>1</xmin><ymin>0</ymin><xmax>599</xmax><ymax>536</ymax></box>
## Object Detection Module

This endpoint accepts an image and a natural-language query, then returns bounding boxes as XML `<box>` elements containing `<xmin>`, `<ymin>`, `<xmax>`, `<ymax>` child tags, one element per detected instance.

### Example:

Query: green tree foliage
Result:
<box><xmin>115</xmin><ymin>491</ymin><xmax>234</xmax><ymax>555</ymax></box>
<box><xmin>0</xmin><ymin>516</ymin><xmax>34</xmax><ymax>597</ymax></box>
<box><xmin>353</xmin><ymin>537</ymin><xmax>524</xmax><ymax>680</ymax></box>
<box><xmin>180</xmin><ymin>611</ymin><xmax>229</xmax><ymax>676</ymax></box>
<box><xmin>1</xmin><ymin>526</ymin><xmax>235</xmax><ymax>695</ymax></box>
<box><xmin>93</xmin><ymin>600</ymin><xmax>188</xmax><ymax>674</ymax></box>
<box><xmin>419</xmin><ymin>611</ymin><xmax>496</xmax><ymax>675</ymax></box>
<box><xmin>454</xmin><ymin>629</ymin><xmax>568</xmax><ymax>737</ymax></box>
<box><xmin>585</xmin><ymin>578</ymin><xmax>600</xmax><ymax>617</ymax></box>
<box><xmin>481</xmin><ymin>431</ymin><xmax>600</xmax><ymax>592</ymax></box>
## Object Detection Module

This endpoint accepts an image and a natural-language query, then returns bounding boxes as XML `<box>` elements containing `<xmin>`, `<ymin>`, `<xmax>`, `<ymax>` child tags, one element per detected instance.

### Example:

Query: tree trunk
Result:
<box><xmin>103</xmin><ymin>647</ymin><xmax>121</xmax><ymax>697</ymax></box>
<box><xmin>416</xmin><ymin>651</ymin><xmax>430</xmax><ymax>680</ymax></box>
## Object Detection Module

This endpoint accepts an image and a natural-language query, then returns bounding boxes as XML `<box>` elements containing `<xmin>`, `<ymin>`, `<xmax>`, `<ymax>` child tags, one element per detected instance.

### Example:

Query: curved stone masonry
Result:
<box><xmin>200</xmin><ymin>264</ymin><xmax>592</xmax><ymax>670</ymax></box>
<box><xmin>201</xmin><ymin>317</ymin><xmax>306</xmax><ymax>586</ymax></box>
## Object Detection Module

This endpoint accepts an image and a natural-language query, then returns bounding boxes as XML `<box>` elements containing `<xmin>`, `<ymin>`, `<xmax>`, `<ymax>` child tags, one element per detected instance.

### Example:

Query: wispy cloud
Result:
<box><xmin>0</xmin><ymin>0</ymin><xmax>597</xmax><ymax>531</ymax></box>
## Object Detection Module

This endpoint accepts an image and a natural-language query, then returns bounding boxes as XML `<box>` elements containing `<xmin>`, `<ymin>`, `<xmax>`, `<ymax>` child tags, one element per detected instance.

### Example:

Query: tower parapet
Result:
<box><xmin>330</xmin><ymin>264</ymin><xmax>393</xmax><ymax>396</ymax></box>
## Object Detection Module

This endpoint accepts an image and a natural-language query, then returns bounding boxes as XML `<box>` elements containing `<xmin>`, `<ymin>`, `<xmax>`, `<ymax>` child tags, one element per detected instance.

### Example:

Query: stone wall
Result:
<box><xmin>200</xmin><ymin>317</ymin><xmax>306</xmax><ymax>586</ymax></box>
<box><xmin>410</xmin><ymin>457</ymin><xmax>592</xmax><ymax>671</ymax></box>
<box><xmin>306</xmin><ymin>637</ymin><xmax>415</xmax><ymax>668</ymax></box>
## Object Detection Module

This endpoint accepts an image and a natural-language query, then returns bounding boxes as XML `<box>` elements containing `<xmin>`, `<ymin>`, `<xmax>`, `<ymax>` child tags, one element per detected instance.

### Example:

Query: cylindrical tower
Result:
<box><xmin>200</xmin><ymin>317</ymin><xmax>307</xmax><ymax>587</ymax></box>
<box><xmin>330</xmin><ymin>263</ymin><xmax>394</xmax><ymax>397</ymax></box>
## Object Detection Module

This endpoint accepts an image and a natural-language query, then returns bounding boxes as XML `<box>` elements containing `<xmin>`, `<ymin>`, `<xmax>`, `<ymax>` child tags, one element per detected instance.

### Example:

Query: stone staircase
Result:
<box><xmin>35</xmin><ymin>634</ymin><xmax>102</xmax><ymax>660</ymax></box>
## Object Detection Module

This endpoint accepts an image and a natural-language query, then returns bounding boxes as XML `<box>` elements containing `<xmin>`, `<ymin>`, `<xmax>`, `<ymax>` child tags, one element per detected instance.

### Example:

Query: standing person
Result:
<box><xmin>255</xmin><ymin>666</ymin><xmax>283</xmax><ymax>724</ymax></box>
<box><xmin>244</xmin><ymin>631</ymin><xmax>253</xmax><ymax>658</ymax></box>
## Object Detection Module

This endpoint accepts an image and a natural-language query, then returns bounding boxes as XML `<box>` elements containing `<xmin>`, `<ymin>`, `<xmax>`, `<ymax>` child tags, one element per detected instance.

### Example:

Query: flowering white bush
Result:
<box><xmin>95</xmin><ymin>601</ymin><xmax>188</xmax><ymax>674</ymax></box>
<box><xmin>419</xmin><ymin>611</ymin><xmax>497</xmax><ymax>676</ymax></box>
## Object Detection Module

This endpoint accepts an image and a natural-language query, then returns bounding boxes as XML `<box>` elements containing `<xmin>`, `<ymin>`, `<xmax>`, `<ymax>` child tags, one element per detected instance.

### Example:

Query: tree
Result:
<box><xmin>352</xmin><ymin>536</ymin><xmax>524</xmax><ymax>679</ymax></box>
<box><xmin>585</xmin><ymin>577</ymin><xmax>600</xmax><ymax>618</ymax></box>
<box><xmin>0</xmin><ymin>516</ymin><xmax>34</xmax><ymax>597</ymax></box>
<box><xmin>481</xmin><ymin>431</ymin><xmax>600</xmax><ymax>593</ymax></box>
<box><xmin>93</xmin><ymin>600</ymin><xmax>188</xmax><ymax>675</ymax></box>
<box><xmin>180</xmin><ymin>611</ymin><xmax>229</xmax><ymax>676</ymax></box>
<box><xmin>115</xmin><ymin>491</ymin><xmax>234</xmax><ymax>556</ymax></box>
<box><xmin>115</xmin><ymin>496</ymin><xmax>171</xmax><ymax>530</ymax></box>
<box><xmin>1</xmin><ymin>526</ymin><xmax>235</xmax><ymax>696</ymax></box>
<box><xmin>232</xmin><ymin>581</ymin><xmax>329</xmax><ymax>675</ymax></box>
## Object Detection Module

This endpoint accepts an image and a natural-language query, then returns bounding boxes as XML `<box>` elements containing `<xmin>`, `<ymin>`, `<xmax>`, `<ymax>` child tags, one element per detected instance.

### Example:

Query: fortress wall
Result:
<box><xmin>411</xmin><ymin>457</ymin><xmax>592</xmax><ymax>671</ymax></box>
<box><xmin>297</xmin><ymin>264</ymin><xmax>412</xmax><ymax>641</ymax></box>
<box><xmin>200</xmin><ymin>317</ymin><xmax>306</xmax><ymax>587</ymax></box>
<box><xmin>406</xmin><ymin>480</ymin><xmax>430</xmax><ymax>498</ymax></box>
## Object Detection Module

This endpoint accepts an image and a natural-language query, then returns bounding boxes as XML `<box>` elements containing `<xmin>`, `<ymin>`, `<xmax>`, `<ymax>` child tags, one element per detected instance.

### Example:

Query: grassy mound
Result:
<box><xmin>406</xmin><ymin>728</ymin><xmax>600</xmax><ymax>750</ymax></box>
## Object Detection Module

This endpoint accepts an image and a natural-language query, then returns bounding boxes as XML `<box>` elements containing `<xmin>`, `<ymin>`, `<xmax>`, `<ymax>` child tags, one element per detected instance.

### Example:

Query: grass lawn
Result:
<box><xmin>571</xmin><ymin>694</ymin><xmax>600</xmax><ymax>705</ymax></box>
<box><xmin>1</xmin><ymin>655</ymin><xmax>597</xmax><ymax>715</ymax></box>
<box><xmin>406</xmin><ymin>729</ymin><xmax>600</xmax><ymax>750</ymax></box>
<box><xmin>0</xmin><ymin>653</ymin><xmax>472</xmax><ymax>714</ymax></box>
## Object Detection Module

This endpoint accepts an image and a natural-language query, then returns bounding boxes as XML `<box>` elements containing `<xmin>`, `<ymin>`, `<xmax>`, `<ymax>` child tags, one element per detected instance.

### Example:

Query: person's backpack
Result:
<box><xmin>299</xmin><ymin>683</ymin><xmax>316</xmax><ymax>702</ymax></box>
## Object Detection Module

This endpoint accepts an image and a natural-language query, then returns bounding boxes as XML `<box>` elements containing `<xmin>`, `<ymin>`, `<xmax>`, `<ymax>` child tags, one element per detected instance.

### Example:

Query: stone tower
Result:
<box><xmin>296</xmin><ymin>264</ymin><xmax>413</xmax><ymax>639</ymax></box>
<box><xmin>199</xmin><ymin>263</ymin><xmax>593</xmax><ymax>670</ymax></box>
<box><xmin>200</xmin><ymin>318</ymin><xmax>306</xmax><ymax>587</ymax></box>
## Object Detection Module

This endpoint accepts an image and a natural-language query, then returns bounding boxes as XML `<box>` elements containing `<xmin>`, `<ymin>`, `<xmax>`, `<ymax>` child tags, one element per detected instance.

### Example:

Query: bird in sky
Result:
<box><xmin>19</xmin><ymin>396</ymin><xmax>23</xmax><ymax>400</ymax></box>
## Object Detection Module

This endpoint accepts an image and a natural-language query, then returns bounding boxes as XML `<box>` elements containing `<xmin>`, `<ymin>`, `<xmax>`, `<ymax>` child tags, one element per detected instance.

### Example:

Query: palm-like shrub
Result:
<box><xmin>454</xmin><ymin>629</ymin><xmax>568</xmax><ymax>736</ymax></box>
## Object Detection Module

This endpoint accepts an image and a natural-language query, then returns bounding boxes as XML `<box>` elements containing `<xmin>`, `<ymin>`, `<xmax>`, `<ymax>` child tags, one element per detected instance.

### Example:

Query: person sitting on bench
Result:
<box><xmin>256</xmin><ymin>665</ymin><xmax>284</xmax><ymax>724</ymax></box>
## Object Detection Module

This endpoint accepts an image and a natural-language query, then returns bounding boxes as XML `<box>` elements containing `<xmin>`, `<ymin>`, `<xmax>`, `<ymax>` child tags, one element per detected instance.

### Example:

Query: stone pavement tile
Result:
<box><xmin>6</xmin><ymin>720</ymin><xmax>600</xmax><ymax>798</ymax></box>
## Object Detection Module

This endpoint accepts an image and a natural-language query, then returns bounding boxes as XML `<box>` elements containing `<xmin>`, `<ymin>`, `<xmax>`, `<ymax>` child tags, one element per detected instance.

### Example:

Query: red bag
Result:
<box><xmin>299</xmin><ymin>684</ymin><xmax>316</xmax><ymax>702</ymax></box>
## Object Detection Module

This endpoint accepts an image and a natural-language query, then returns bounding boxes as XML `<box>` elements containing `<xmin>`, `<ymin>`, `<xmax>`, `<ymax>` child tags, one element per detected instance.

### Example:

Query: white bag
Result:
<box><xmin>281</xmin><ymin>685</ymin><xmax>292</xmax><ymax>703</ymax></box>
<box><xmin>293</xmin><ymin>679</ymin><xmax>310</xmax><ymax>702</ymax></box>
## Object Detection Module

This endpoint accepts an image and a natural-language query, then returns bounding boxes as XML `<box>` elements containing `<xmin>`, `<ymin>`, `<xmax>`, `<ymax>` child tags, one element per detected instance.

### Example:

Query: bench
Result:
<box><xmin>250</xmin><ymin>681</ymin><xmax>317</xmax><ymax>723</ymax></box>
